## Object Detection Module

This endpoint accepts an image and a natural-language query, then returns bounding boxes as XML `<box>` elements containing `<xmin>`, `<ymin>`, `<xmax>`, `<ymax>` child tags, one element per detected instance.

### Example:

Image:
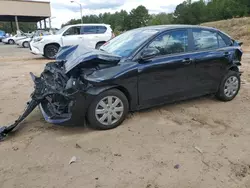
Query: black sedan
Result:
<box><xmin>0</xmin><ymin>25</ymin><xmax>243</xmax><ymax>139</ymax></box>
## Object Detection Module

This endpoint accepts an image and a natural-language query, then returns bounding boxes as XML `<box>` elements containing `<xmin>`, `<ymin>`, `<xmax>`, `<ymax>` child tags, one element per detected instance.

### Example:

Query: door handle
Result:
<box><xmin>224</xmin><ymin>52</ymin><xmax>231</xmax><ymax>57</ymax></box>
<box><xmin>182</xmin><ymin>58</ymin><xmax>192</xmax><ymax>65</ymax></box>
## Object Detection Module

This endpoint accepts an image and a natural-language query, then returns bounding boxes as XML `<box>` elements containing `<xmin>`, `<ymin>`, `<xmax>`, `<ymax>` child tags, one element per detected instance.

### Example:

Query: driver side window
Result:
<box><xmin>63</xmin><ymin>26</ymin><xmax>81</xmax><ymax>36</ymax></box>
<box><xmin>148</xmin><ymin>30</ymin><xmax>188</xmax><ymax>56</ymax></box>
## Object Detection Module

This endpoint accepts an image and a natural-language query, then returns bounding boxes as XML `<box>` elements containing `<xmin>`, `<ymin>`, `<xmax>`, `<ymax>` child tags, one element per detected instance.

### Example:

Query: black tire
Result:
<box><xmin>95</xmin><ymin>42</ymin><xmax>105</xmax><ymax>49</ymax></box>
<box><xmin>22</xmin><ymin>41</ymin><xmax>29</xmax><ymax>48</ymax></box>
<box><xmin>44</xmin><ymin>44</ymin><xmax>59</xmax><ymax>59</ymax></box>
<box><xmin>8</xmin><ymin>39</ymin><xmax>14</xmax><ymax>44</ymax></box>
<box><xmin>87</xmin><ymin>89</ymin><xmax>129</xmax><ymax>130</ymax></box>
<box><xmin>216</xmin><ymin>70</ymin><xmax>241</xmax><ymax>101</ymax></box>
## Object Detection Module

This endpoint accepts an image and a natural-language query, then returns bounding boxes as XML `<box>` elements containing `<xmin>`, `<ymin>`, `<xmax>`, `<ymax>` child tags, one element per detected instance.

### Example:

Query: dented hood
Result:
<box><xmin>56</xmin><ymin>44</ymin><xmax>121</xmax><ymax>74</ymax></box>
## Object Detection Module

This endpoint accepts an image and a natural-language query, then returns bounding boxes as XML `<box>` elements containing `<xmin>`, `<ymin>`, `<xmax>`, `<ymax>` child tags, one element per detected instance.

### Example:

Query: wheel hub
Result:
<box><xmin>224</xmin><ymin>76</ymin><xmax>239</xmax><ymax>98</ymax></box>
<box><xmin>95</xmin><ymin>96</ymin><xmax>124</xmax><ymax>126</ymax></box>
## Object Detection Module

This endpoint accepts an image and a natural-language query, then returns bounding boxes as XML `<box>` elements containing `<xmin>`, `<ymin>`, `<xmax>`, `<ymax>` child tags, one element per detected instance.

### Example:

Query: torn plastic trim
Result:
<box><xmin>39</xmin><ymin>103</ymin><xmax>72</xmax><ymax>124</ymax></box>
<box><xmin>0</xmin><ymin>99</ymin><xmax>40</xmax><ymax>141</ymax></box>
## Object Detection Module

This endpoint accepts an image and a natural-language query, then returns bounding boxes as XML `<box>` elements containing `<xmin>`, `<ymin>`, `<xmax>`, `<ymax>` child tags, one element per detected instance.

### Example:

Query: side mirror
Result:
<box><xmin>63</xmin><ymin>31</ymin><xmax>70</xmax><ymax>36</ymax></box>
<box><xmin>141</xmin><ymin>47</ymin><xmax>160</xmax><ymax>60</ymax></box>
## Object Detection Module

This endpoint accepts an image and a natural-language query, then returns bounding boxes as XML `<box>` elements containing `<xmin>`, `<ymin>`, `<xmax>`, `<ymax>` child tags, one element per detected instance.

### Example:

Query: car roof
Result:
<box><xmin>68</xmin><ymin>23</ymin><xmax>110</xmax><ymax>27</ymax></box>
<box><xmin>134</xmin><ymin>25</ymin><xmax>219</xmax><ymax>32</ymax></box>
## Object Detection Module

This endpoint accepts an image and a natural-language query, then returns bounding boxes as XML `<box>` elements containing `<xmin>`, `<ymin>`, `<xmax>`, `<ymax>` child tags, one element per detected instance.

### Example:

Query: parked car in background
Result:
<box><xmin>0</xmin><ymin>30</ymin><xmax>6</xmax><ymax>42</ymax></box>
<box><xmin>16</xmin><ymin>30</ymin><xmax>52</xmax><ymax>48</ymax></box>
<box><xmin>2</xmin><ymin>33</ymin><xmax>29</xmax><ymax>44</ymax></box>
<box><xmin>29</xmin><ymin>24</ymin><xmax>114</xmax><ymax>59</ymax></box>
<box><xmin>16</xmin><ymin>37</ymin><xmax>31</xmax><ymax>48</ymax></box>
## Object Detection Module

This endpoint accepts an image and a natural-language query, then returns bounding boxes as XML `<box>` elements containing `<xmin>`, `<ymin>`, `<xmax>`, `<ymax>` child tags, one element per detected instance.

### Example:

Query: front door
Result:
<box><xmin>138</xmin><ymin>29</ymin><xmax>194</xmax><ymax>107</ymax></box>
<box><xmin>61</xmin><ymin>26</ymin><xmax>83</xmax><ymax>46</ymax></box>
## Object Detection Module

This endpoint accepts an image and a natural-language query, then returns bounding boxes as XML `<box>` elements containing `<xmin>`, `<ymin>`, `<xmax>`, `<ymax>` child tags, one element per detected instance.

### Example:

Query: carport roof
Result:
<box><xmin>0</xmin><ymin>15</ymin><xmax>49</xmax><ymax>22</ymax></box>
<box><xmin>0</xmin><ymin>0</ymin><xmax>51</xmax><ymax>22</ymax></box>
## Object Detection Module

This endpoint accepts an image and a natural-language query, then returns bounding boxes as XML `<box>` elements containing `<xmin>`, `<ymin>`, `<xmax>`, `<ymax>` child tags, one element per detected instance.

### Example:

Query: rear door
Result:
<box><xmin>188</xmin><ymin>29</ymin><xmax>231</xmax><ymax>94</ymax></box>
<box><xmin>61</xmin><ymin>26</ymin><xmax>82</xmax><ymax>46</ymax></box>
<box><xmin>81</xmin><ymin>26</ymin><xmax>109</xmax><ymax>49</ymax></box>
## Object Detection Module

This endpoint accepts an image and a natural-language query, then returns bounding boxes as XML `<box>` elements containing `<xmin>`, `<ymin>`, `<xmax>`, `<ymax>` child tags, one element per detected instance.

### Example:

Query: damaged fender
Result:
<box><xmin>85</xmin><ymin>85</ymin><xmax>118</xmax><ymax>96</ymax></box>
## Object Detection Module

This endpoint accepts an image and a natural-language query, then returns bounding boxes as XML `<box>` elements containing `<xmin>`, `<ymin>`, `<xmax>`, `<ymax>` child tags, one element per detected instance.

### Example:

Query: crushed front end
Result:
<box><xmin>0</xmin><ymin>61</ymin><xmax>86</xmax><ymax>141</ymax></box>
<box><xmin>0</xmin><ymin>44</ymin><xmax>121</xmax><ymax>141</ymax></box>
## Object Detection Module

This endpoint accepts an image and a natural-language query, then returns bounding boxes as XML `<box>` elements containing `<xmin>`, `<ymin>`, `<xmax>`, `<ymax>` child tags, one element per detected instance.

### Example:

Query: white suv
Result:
<box><xmin>29</xmin><ymin>24</ymin><xmax>113</xmax><ymax>59</ymax></box>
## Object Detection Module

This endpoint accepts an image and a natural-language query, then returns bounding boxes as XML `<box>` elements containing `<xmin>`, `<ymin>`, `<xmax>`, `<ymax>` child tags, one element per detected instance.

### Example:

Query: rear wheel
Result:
<box><xmin>44</xmin><ymin>44</ymin><xmax>59</xmax><ymax>59</ymax></box>
<box><xmin>23</xmin><ymin>41</ymin><xmax>29</xmax><ymax>48</ymax></box>
<box><xmin>216</xmin><ymin>71</ymin><xmax>241</xmax><ymax>101</ymax></box>
<box><xmin>8</xmin><ymin>39</ymin><xmax>14</xmax><ymax>44</ymax></box>
<box><xmin>87</xmin><ymin>89</ymin><xmax>129</xmax><ymax>130</ymax></box>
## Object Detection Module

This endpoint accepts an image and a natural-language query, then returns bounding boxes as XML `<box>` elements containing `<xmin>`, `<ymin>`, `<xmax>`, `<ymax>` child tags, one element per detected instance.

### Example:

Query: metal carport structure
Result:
<box><xmin>0</xmin><ymin>0</ymin><xmax>51</xmax><ymax>31</ymax></box>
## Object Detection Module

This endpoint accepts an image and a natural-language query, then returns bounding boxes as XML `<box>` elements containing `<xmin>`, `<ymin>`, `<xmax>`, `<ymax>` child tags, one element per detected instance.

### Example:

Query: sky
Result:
<box><xmin>38</xmin><ymin>0</ymin><xmax>190</xmax><ymax>28</ymax></box>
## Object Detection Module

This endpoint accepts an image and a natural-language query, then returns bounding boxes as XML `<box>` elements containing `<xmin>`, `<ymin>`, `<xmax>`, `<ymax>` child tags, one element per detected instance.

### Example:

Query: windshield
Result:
<box><xmin>56</xmin><ymin>26</ymin><xmax>69</xmax><ymax>35</ymax></box>
<box><xmin>100</xmin><ymin>29</ymin><xmax>159</xmax><ymax>57</ymax></box>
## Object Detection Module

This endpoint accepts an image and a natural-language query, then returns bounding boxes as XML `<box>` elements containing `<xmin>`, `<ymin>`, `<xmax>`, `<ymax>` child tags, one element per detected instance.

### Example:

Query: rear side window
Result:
<box><xmin>82</xmin><ymin>26</ymin><xmax>96</xmax><ymax>34</ymax></box>
<box><xmin>81</xmin><ymin>26</ymin><xmax>107</xmax><ymax>34</ymax></box>
<box><xmin>218</xmin><ymin>34</ymin><xmax>227</xmax><ymax>48</ymax></box>
<box><xmin>148</xmin><ymin>30</ymin><xmax>188</xmax><ymax>56</ymax></box>
<box><xmin>192</xmin><ymin>29</ymin><xmax>228</xmax><ymax>51</ymax></box>
<box><xmin>96</xmin><ymin>26</ymin><xmax>107</xmax><ymax>34</ymax></box>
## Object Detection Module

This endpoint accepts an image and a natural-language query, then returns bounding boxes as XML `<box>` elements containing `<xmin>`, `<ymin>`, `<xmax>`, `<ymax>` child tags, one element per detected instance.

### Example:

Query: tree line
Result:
<box><xmin>0</xmin><ymin>22</ymin><xmax>37</xmax><ymax>34</ymax></box>
<box><xmin>62</xmin><ymin>0</ymin><xmax>250</xmax><ymax>34</ymax></box>
<box><xmin>1</xmin><ymin>0</ymin><xmax>249</xmax><ymax>34</ymax></box>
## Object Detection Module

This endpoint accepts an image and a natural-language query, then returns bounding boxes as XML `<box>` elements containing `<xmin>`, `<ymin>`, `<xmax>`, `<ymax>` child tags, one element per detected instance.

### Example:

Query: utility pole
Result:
<box><xmin>70</xmin><ymin>1</ymin><xmax>83</xmax><ymax>24</ymax></box>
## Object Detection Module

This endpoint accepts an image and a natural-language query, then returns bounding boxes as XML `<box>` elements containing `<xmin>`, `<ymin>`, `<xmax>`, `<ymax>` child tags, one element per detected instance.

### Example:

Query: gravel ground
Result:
<box><xmin>1</xmin><ymin>43</ymin><xmax>250</xmax><ymax>188</ymax></box>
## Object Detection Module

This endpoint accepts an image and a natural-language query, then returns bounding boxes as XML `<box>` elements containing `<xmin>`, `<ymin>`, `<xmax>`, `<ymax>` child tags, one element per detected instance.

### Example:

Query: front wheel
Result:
<box><xmin>44</xmin><ymin>44</ymin><xmax>59</xmax><ymax>59</ymax></box>
<box><xmin>87</xmin><ymin>89</ymin><xmax>129</xmax><ymax>130</ymax></box>
<box><xmin>216</xmin><ymin>71</ymin><xmax>241</xmax><ymax>101</ymax></box>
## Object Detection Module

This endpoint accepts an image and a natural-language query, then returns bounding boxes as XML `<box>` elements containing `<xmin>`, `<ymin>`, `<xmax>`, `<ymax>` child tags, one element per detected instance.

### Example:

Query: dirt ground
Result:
<box><xmin>1</xmin><ymin>43</ymin><xmax>250</xmax><ymax>188</ymax></box>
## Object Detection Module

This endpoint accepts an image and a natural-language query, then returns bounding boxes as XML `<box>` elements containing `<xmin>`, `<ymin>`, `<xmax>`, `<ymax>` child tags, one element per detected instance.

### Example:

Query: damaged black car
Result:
<box><xmin>0</xmin><ymin>25</ymin><xmax>243</xmax><ymax>140</ymax></box>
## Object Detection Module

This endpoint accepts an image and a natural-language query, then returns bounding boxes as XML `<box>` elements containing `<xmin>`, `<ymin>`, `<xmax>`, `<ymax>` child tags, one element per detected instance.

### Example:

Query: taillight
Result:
<box><xmin>103</xmin><ymin>41</ymin><xmax>109</xmax><ymax>46</ymax></box>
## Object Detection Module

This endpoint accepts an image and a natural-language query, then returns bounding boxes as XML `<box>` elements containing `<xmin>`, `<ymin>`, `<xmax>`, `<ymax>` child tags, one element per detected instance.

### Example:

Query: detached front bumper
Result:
<box><xmin>39</xmin><ymin>100</ymin><xmax>72</xmax><ymax>124</ymax></box>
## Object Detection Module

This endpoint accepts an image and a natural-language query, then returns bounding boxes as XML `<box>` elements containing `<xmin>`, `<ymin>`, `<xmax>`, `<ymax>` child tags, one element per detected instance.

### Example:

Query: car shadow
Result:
<box><xmin>32</xmin><ymin>56</ymin><xmax>48</xmax><ymax>60</ymax></box>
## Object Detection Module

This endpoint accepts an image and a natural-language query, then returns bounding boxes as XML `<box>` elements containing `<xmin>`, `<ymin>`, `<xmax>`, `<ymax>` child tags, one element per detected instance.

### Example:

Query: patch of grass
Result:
<box><xmin>201</xmin><ymin>17</ymin><xmax>250</xmax><ymax>44</ymax></box>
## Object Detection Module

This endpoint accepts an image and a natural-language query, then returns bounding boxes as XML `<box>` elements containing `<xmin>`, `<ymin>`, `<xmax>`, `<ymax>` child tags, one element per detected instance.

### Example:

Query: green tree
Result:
<box><xmin>62</xmin><ymin>1</ymin><xmax>250</xmax><ymax>32</ymax></box>
<box><xmin>129</xmin><ymin>5</ymin><xmax>150</xmax><ymax>29</ymax></box>
<box><xmin>149</xmin><ymin>13</ymin><xmax>174</xmax><ymax>25</ymax></box>
<box><xmin>0</xmin><ymin>22</ymin><xmax>36</xmax><ymax>33</ymax></box>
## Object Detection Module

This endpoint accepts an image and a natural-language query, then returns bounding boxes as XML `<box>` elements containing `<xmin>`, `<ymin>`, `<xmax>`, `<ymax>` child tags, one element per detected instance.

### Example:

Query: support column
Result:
<box><xmin>39</xmin><ymin>21</ymin><xmax>42</xmax><ymax>29</ymax></box>
<box><xmin>48</xmin><ymin>17</ymin><xmax>52</xmax><ymax>30</ymax></box>
<box><xmin>15</xmin><ymin>16</ymin><xmax>19</xmax><ymax>31</ymax></box>
<box><xmin>10</xmin><ymin>21</ymin><xmax>14</xmax><ymax>33</ymax></box>
<box><xmin>44</xmin><ymin>19</ymin><xmax>47</xmax><ymax>29</ymax></box>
